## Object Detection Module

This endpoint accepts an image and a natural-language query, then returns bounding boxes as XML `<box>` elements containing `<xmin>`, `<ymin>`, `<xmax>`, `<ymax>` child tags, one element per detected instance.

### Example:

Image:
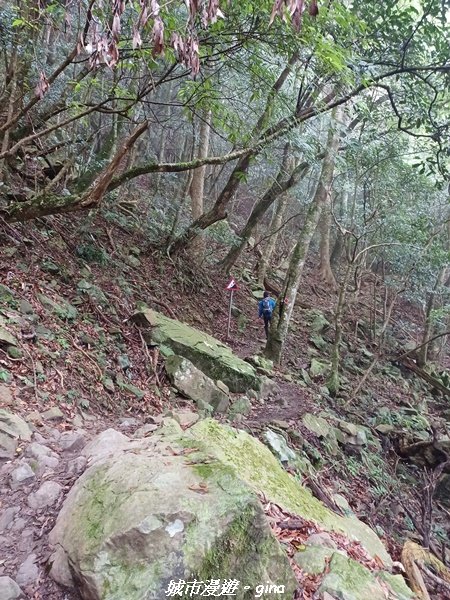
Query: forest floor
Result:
<box><xmin>0</xmin><ymin>209</ymin><xmax>449</xmax><ymax>598</ymax></box>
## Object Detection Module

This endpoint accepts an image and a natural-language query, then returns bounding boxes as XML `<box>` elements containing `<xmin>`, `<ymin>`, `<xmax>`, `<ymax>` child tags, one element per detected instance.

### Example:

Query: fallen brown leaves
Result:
<box><xmin>260</xmin><ymin>493</ymin><xmax>386</xmax><ymax>598</ymax></box>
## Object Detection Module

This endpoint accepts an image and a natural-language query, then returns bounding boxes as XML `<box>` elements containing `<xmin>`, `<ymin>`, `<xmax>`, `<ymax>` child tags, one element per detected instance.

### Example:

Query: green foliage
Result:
<box><xmin>76</xmin><ymin>243</ymin><xmax>108</xmax><ymax>265</ymax></box>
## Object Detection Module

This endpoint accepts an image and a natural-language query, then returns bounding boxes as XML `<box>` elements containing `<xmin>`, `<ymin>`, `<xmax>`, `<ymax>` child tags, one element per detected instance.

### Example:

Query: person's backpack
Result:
<box><xmin>262</xmin><ymin>297</ymin><xmax>273</xmax><ymax>317</ymax></box>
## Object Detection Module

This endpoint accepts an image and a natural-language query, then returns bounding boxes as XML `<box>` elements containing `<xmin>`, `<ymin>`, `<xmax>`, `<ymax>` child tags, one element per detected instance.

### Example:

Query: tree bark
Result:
<box><xmin>264</xmin><ymin>108</ymin><xmax>341</xmax><ymax>364</ymax></box>
<box><xmin>220</xmin><ymin>144</ymin><xmax>309</xmax><ymax>273</ymax></box>
<box><xmin>189</xmin><ymin>110</ymin><xmax>212</xmax><ymax>254</ymax></box>
<box><xmin>417</xmin><ymin>266</ymin><xmax>448</xmax><ymax>367</ymax></box>
<box><xmin>257</xmin><ymin>190</ymin><xmax>291</xmax><ymax>285</ymax></box>
<box><xmin>171</xmin><ymin>53</ymin><xmax>299</xmax><ymax>253</ymax></box>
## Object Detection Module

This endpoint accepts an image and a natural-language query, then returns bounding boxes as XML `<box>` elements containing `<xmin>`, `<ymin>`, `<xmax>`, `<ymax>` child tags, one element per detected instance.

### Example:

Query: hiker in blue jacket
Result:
<box><xmin>258</xmin><ymin>291</ymin><xmax>276</xmax><ymax>339</ymax></box>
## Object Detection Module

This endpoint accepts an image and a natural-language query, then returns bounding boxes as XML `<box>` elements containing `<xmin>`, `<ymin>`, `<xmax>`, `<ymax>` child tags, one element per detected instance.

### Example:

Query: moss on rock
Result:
<box><xmin>132</xmin><ymin>309</ymin><xmax>260</xmax><ymax>392</ymax></box>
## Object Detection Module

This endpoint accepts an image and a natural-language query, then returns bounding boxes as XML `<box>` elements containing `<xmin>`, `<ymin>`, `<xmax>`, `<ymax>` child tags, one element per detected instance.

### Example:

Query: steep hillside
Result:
<box><xmin>1</xmin><ymin>212</ymin><xmax>450</xmax><ymax>598</ymax></box>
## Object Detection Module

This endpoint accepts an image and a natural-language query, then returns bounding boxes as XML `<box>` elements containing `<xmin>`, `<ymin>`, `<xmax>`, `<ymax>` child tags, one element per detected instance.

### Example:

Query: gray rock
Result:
<box><xmin>82</xmin><ymin>429</ymin><xmax>132</xmax><ymax>463</ymax></box>
<box><xmin>118</xmin><ymin>418</ymin><xmax>139</xmax><ymax>430</ymax></box>
<box><xmin>0</xmin><ymin>384</ymin><xmax>13</xmax><ymax>406</ymax></box>
<box><xmin>0</xmin><ymin>576</ymin><xmax>23</xmax><ymax>600</ymax></box>
<box><xmin>294</xmin><ymin>545</ymin><xmax>335</xmax><ymax>575</ymax></box>
<box><xmin>0</xmin><ymin>411</ymin><xmax>31</xmax><ymax>459</ymax></box>
<box><xmin>59</xmin><ymin>430</ymin><xmax>86</xmax><ymax>453</ymax></box>
<box><xmin>27</xmin><ymin>481</ymin><xmax>62</xmax><ymax>510</ymax></box>
<box><xmin>229</xmin><ymin>396</ymin><xmax>252</xmax><ymax>417</ymax></box>
<box><xmin>26</xmin><ymin>442</ymin><xmax>56</xmax><ymax>460</ymax></box>
<box><xmin>134</xmin><ymin>424</ymin><xmax>158</xmax><ymax>438</ymax></box>
<box><xmin>318</xmin><ymin>552</ymin><xmax>386</xmax><ymax>600</ymax></box>
<box><xmin>41</xmin><ymin>407</ymin><xmax>65</xmax><ymax>421</ymax></box>
<box><xmin>0</xmin><ymin>432</ymin><xmax>17</xmax><ymax>460</ymax></box>
<box><xmin>49</xmin><ymin>428</ymin><xmax>297</xmax><ymax>598</ymax></box>
<box><xmin>16</xmin><ymin>554</ymin><xmax>39</xmax><ymax>588</ymax></box>
<box><xmin>10</xmin><ymin>463</ymin><xmax>36</xmax><ymax>490</ymax></box>
<box><xmin>0</xmin><ymin>411</ymin><xmax>31</xmax><ymax>441</ymax></box>
<box><xmin>264</xmin><ymin>429</ymin><xmax>297</xmax><ymax>464</ymax></box>
<box><xmin>172</xmin><ymin>411</ymin><xmax>199</xmax><ymax>429</ymax></box>
<box><xmin>19</xmin><ymin>300</ymin><xmax>34</xmax><ymax>315</ymax></box>
<box><xmin>0</xmin><ymin>507</ymin><xmax>19</xmax><ymax>532</ymax></box>
<box><xmin>307</xmin><ymin>532</ymin><xmax>337</xmax><ymax>549</ymax></box>
<box><xmin>35</xmin><ymin>455</ymin><xmax>59</xmax><ymax>475</ymax></box>
<box><xmin>302</xmin><ymin>413</ymin><xmax>331</xmax><ymax>437</ymax></box>
<box><xmin>165</xmin><ymin>355</ymin><xmax>230</xmax><ymax>413</ymax></box>
<box><xmin>66</xmin><ymin>456</ymin><xmax>87</xmax><ymax>477</ymax></box>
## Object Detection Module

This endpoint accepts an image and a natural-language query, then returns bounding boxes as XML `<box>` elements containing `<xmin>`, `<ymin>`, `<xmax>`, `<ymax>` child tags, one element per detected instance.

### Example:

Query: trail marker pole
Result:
<box><xmin>225</xmin><ymin>277</ymin><xmax>239</xmax><ymax>341</ymax></box>
<box><xmin>227</xmin><ymin>289</ymin><xmax>234</xmax><ymax>340</ymax></box>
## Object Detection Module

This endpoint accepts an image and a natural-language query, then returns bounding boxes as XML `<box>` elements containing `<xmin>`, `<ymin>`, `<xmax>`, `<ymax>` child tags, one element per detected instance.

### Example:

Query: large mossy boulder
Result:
<box><xmin>132</xmin><ymin>309</ymin><xmax>260</xmax><ymax>392</ymax></box>
<box><xmin>49</xmin><ymin>423</ymin><xmax>297</xmax><ymax>600</ymax></box>
<box><xmin>190</xmin><ymin>420</ymin><xmax>392</xmax><ymax>567</ymax></box>
<box><xmin>165</xmin><ymin>355</ymin><xmax>229</xmax><ymax>413</ymax></box>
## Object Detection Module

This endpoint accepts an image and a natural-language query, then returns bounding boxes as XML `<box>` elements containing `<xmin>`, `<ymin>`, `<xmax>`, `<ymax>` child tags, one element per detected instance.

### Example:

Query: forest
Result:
<box><xmin>1</xmin><ymin>1</ymin><xmax>450</xmax><ymax>599</ymax></box>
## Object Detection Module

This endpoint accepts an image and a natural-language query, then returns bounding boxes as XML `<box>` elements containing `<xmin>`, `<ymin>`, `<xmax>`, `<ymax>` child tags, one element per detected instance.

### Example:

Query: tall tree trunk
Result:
<box><xmin>264</xmin><ymin>108</ymin><xmax>341</xmax><ymax>364</ymax></box>
<box><xmin>189</xmin><ymin>110</ymin><xmax>212</xmax><ymax>254</ymax></box>
<box><xmin>318</xmin><ymin>191</ymin><xmax>337</xmax><ymax>287</ymax></box>
<box><xmin>257</xmin><ymin>190</ymin><xmax>291</xmax><ymax>285</ymax></box>
<box><xmin>171</xmin><ymin>53</ymin><xmax>299</xmax><ymax>252</ymax></box>
<box><xmin>220</xmin><ymin>144</ymin><xmax>308</xmax><ymax>273</ymax></box>
<box><xmin>417</xmin><ymin>266</ymin><xmax>448</xmax><ymax>367</ymax></box>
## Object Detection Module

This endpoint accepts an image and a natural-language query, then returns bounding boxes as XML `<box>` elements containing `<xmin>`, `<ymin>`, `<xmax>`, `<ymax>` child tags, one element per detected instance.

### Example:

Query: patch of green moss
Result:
<box><xmin>189</xmin><ymin>420</ymin><xmax>392</xmax><ymax>566</ymax></box>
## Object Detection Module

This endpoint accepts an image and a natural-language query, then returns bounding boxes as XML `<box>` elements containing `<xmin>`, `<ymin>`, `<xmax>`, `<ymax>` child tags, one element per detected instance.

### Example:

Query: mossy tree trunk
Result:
<box><xmin>264</xmin><ymin>108</ymin><xmax>341</xmax><ymax>364</ymax></box>
<box><xmin>221</xmin><ymin>146</ymin><xmax>311</xmax><ymax>273</ymax></box>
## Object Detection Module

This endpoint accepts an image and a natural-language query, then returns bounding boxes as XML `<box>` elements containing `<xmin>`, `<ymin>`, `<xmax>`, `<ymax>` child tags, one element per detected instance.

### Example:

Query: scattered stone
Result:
<box><xmin>318</xmin><ymin>552</ymin><xmax>386</xmax><ymax>600</ymax></box>
<box><xmin>338</xmin><ymin>420</ymin><xmax>359</xmax><ymax>437</ymax></box>
<box><xmin>7</xmin><ymin>346</ymin><xmax>23</xmax><ymax>359</ymax></box>
<box><xmin>375</xmin><ymin>424</ymin><xmax>395</xmax><ymax>434</ymax></box>
<box><xmin>117</xmin><ymin>381</ymin><xmax>145</xmax><ymax>399</ymax></box>
<box><xmin>10</xmin><ymin>463</ymin><xmax>36</xmax><ymax>490</ymax></box>
<box><xmin>0</xmin><ymin>576</ymin><xmax>23</xmax><ymax>600</ymax></box>
<box><xmin>332</xmin><ymin>494</ymin><xmax>354</xmax><ymax>516</ymax></box>
<box><xmin>72</xmin><ymin>414</ymin><xmax>84</xmax><ymax>428</ymax></box>
<box><xmin>294</xmin><ymin>545</ymin><xmax>335</xmax><ymax>575</ymax></box>
<box><xmin>166</xmin><ymin>355</ymin><xmax>230</xmax><ymax>413</ymax></box>
<box><xmin>102</xmin><ymin>377</ymin><xmax>115</xmax><ymax>393</ymax></box>
<box><xmin>302</xmin><ymin>413</ymin><xmax>331</xmax><ymax>438</ymax></box>
<box><xmin>173</xmin><ymin>411</ymin><xmax>199</xmax><ymax>429</ymax></box>
<box><xmin>11</xmin><ymin>517</ymin><xmax>27</xmax><ymax>532</ymax></box>
<box><xmin>66</xmin><ymin>456</ymin><xmax>87</xmax><ymax>477</ymax></box>
<box><xmin>59</xmin><ymin>430</ymin><xmax>86</xmax><ymax>453</ymax></box>
<box><xmin>307</xmin><ymin>532</ymin><xmax>337</xmax><ymax>549</ymax></box>
<box><xmin>118</xmin><ymin>418</ymin><xmax>139</xmax><ymax>430</ymax></box>
<box><xmin>35</xmin><ymin>454</ymin><xmax>59</xmax><ymax>474</ymax></box>
<box><xmin>27</xmin><ymin>481</ymin><xmax>62</xmax><ymax>510</ymax></box>
<box><xmin>37</xmin><ymin>293</ymin><xmax>77</xmax><ymax>321</ymax></box>
<box><xmin>82</xmin><ymin>428</ymin><xmax>131</xmax><ymax>463</ymax></box>
<box><xmin>19</xmin><ymin>299</ymin><xmax>34</xmax><ymax>315</ymax></box>
<box><xmin>25</xmin><ymin>411</ymin><xmax>41</xmax><ymax>423</ymax></box>
<box><xmin>0</xmin><ymin>384</ymin><xmax>14</xmax><ymax>406</ymax></box>
<box><xmin>216</xmin><ymin>380</ymin><xmax>229</xmax><ymax>395</ymax></box>
<box><xmin>16</xmin><ymin>554</ymin><xmax>39</xmax><ymax>588</ymax></box>
<box><xmin>132</xmin><ymin>308</ymin><xmax>261</xmax><ymax>392</ymax></box>
<box><xmin>0</xmin><ymin>410</ymin><xmax>32</xmax><ymax>441</ymax></box>
<box><xmin>41</xmin><ymin>407</ymin><xmax>65</xmax><ymax>421</ymax></box>
<box><xmin>229</xmin><ymin>396</ymin><xmax>252</xmax><ymax>417</ymax></box>
<box><xmin>134</xmin><ymin>424</ymin><xmax>158</xmax><ymax>438</ymax></box>
<box><xmin>0</xmin><ymin>411</ymin><xmax>31</xmax><ymax>459</ymax></box>
<box><xmin>264</xmin><ymin>429</ymin><xmax>297</xmax><ymax>465</ymax></box>
<box><xmin>0</xmin><ymin>507</ymin><xmax>19</xmax><ymax>532</ymax></box>
<box><xmin>271</xmin><ymin>419</ymin><xmax>290</xmax><ymax>430</ymax></box>
<box><xmin>26</xmin><ymin>442</ymin><xmax>54</xmax><ymax>459</ymax></box>
<box><xmin>309</xmin><ymin>358</ymin><xmax>331</xmax><ymax>379</ymax></box>
<box><xmin>307</xmin><ymin>309</ymin><xmax>331</xmax><ymax>333</ymax></box>
<box><xmin>300</xmin><ymin>369</ymin><xmax>313</xmax><ymax>385</ymax></box>
<box><xmin>0</xmin><ymin>327</ymin><xmax>17</xmax><ymax>348</ymax></box>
